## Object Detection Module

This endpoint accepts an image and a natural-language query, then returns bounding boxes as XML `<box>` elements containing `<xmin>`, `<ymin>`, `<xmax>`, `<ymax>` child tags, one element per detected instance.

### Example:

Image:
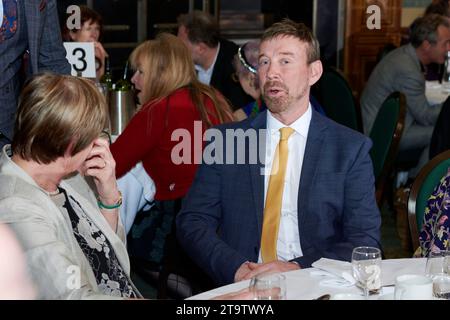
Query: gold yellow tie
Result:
<box><xmin>261</xmin><ymin>127</ymin><xmax>295</xmax><ymax>263</ymax></box>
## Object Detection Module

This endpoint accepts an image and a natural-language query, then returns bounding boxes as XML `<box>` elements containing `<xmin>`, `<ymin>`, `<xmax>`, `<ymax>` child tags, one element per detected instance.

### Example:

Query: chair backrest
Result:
<box><xmin>407</xmin><ymin>150</ymin><xmax>450</xmax><ymax>250</ymax></box>
<box><xmin>369</xmin><ymin>92</ymin><xmax>406</xmax><ymax>184</ymax></box>
<box><xmin>316</xmin><ymin>67</ymin><xmax>361</xmax><ymax>132</ymax></box>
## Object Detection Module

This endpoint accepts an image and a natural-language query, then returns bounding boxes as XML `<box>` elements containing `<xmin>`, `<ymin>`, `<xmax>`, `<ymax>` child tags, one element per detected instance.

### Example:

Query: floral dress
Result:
<box><xmin>51</xmin><ymin>187</ymin><xmax>137</xmax><ymax>298</ymax></box>
<box><xmin>418</xmin><ymin>169</ymin><xmax>450</xmax><ymax>257</ymax></box>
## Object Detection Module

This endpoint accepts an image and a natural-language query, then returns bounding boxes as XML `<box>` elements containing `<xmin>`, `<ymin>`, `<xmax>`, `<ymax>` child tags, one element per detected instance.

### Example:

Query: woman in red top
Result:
<box><xmin>110</xmin><ymin>33</ymin><xmax>232</xmax><ymax>294</ymax></box>
<box><xmin>111</xmin><ymin>32</ymin><xmax>232</xmax><ymax>198</ymax></box>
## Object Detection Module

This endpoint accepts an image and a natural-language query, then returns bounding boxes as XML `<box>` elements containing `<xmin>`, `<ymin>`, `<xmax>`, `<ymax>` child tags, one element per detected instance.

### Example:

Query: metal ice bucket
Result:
<box><xmin>109</xmin><ymin>90</ymin><xmax>136</xmax><ymax>135</ymax></box>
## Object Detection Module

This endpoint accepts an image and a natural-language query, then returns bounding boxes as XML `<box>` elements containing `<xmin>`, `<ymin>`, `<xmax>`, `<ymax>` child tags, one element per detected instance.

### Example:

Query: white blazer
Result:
<box><xmin>0</xmin><ymin>146</ymin><xmax>140</xmax><ymax>299</ymax></box>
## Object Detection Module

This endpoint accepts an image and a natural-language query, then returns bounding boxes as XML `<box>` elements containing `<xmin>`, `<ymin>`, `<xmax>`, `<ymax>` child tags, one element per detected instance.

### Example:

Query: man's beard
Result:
<box><xmin>262</xmin><ymin>80</ymin><xmax>309</xmax><ymax>114</ymax></box>
<box><xmin>262</xmin><ymin>81</ymin><xmax>293</xmax><ymax>113</ymax></box>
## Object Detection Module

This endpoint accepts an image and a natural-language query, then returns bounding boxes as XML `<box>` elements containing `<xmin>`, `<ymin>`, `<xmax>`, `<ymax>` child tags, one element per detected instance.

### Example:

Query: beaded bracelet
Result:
<box><xmin>97</xmin><ymin>191</ymin><xmax>122</xmax><ymax>209</ymax></box>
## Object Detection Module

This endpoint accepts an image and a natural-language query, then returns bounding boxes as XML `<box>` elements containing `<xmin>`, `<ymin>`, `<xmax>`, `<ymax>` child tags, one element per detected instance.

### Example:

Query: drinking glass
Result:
<box><xmin>249</xmin><ymin>273</ymin><xmax>286</xmax><ymax>300</ymax></box>
<box><xmin>425</xmin><ymin>250</ymin><xmax>450</xmax><ymax>299</ymax></box>
<box><xmin>352</xmin><ymin>246</ymin><xmax>382</xmax><ymax>297</ymax></box>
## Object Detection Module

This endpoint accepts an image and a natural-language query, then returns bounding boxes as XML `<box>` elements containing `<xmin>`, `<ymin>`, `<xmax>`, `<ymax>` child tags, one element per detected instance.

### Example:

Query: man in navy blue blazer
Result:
<box><xmin>176</xmin><ymin>19</ymin><xmax>381</xmax><ymax>286</ymax></box>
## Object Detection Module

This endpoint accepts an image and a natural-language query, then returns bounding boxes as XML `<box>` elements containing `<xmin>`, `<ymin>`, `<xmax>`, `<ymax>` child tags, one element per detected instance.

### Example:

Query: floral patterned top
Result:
<box><xmin>418</xmin><ymin>169</ymin><xmax>450</xmax><ymax>257</ymax></box>
<box><xmin>51</xmin><ymin>187</ymin><xmax>137</xmax><ymax>298</ymax></box>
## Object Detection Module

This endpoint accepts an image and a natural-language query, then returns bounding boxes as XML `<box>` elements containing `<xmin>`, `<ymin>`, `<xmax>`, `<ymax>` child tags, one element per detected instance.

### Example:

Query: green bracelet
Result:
<box><xmin>97</xmin><ymin>192</ymin><xmax>122</xmax><ymax>209</ymax></box>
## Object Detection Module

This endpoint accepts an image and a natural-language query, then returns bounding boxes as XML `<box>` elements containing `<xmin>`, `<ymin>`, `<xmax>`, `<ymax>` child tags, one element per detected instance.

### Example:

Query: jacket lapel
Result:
<box><xmin>249</xmin><ymin>111</ymin><xmax>267</xmax><ymax>238</ymax></box>
<box><xmin>297</xmin><ymin>110</ymin><xmax>327</xmax><ymax>227</ymax></box>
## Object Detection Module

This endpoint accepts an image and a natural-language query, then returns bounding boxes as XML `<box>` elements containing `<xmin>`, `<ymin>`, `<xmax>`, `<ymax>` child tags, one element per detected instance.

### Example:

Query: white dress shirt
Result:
<box><xmin>195</xmin><ymin>43</ymin><xmax>220</xmax><ymax>85</ymax></box>
<box><xmin>259</xmin><ymin>104</ymin><xmax>312</xmax><ymax>262</ymax></box>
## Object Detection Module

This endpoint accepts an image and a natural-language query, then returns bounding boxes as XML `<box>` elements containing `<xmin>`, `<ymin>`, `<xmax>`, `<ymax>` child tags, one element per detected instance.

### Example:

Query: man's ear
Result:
<box><xmin>308</xmin><ymin>60</ymin><xmax>323</xmax><ymax>86</ymax></box>
<box><xmin>196</xmin><ymin>42</ymin><xmax>208</xmax><ymax>55</ymax></box>
<box><xmin>422</xmin><ymin>39</ymin><xmax>433</xmax><ymax>52</ymax></box>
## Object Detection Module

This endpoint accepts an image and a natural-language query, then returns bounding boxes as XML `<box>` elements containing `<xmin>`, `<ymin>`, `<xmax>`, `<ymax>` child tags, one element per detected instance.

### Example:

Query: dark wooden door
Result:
<box><xmin>344</xmin><ymin>0</ymin><xmax>403</xmax><ymax>98</ymax></box>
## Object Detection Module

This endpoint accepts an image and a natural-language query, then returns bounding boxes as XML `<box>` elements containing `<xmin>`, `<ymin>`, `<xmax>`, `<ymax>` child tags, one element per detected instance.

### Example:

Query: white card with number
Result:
<box><xmin>63</xmin><ymin>42</ymin><xmax>96</xmax><ymax>78</ymax></box>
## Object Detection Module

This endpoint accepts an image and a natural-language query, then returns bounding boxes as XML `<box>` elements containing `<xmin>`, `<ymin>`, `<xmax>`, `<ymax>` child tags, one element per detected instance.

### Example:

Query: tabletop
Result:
<box><xmin>187</xmin><ymin>258</ymin><xmax>427</xmax><ymax>300</ymax></box>
<box><xmin>426</xmin><ymin>81</ymin><xmax>450</xmax><ymax>105</ymax></box>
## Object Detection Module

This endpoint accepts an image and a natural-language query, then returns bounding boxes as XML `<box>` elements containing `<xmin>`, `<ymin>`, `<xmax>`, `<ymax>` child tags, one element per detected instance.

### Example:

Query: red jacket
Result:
<box><xmin>111</xmin><ymin>87</ymin><xmax>222</xmax><ymax>200</ymax></box>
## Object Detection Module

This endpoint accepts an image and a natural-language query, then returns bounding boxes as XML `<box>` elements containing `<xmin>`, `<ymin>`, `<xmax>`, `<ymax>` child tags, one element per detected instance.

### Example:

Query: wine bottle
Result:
<box><xmin>100</xmin><ymin>56</ymin><xmax>113</xmax><ymax>90</ymax></box>
<box><xmin>114</xmin><ymin>61</ymin><xmax>132</xmax><ymax>91</ymax></box>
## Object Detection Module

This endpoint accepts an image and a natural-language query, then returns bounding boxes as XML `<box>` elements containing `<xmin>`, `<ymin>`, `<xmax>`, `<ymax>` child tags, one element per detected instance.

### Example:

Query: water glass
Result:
<box><xmin>249</xmin><ymin>273</ymin><xmax>286</xmax><ymax>300</ymax></box>
<box><xmin>425</xmin><ymin>250</ymin><xmax>450</xmax><ymax>299</ymax></box>
<box><xmin>352</xmin><ymin>246</ymin><xmax>382</xmax><ymax>297</ymax></box>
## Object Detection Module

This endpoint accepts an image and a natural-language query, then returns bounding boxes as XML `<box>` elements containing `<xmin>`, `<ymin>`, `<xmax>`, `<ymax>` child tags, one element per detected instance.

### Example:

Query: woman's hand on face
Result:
<box><xmin>94</xmin><ymin>41</ymin><xmax>108</xmax><ymax>61</ymax></box>
<box><xmin>80</xmin><ymin>138</ymin><xmax>120</xmax><ymax>204</ymax></box>
<box><xmin>94</xmin><ymin>42</ymin><xmax>108</xmax><ymax>79</ymax></box>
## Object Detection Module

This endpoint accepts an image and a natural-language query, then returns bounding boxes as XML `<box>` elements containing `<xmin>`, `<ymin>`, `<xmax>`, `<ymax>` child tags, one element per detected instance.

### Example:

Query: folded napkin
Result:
<box><xmin>118</xmin><ymin>162</ymin><xmax>156</xmax><ymax>234</ymax></box>
<box><xmin>426</xmin><ymin>81</ymin><xmax>441</xmax><ymax>89</ymax></box>
<box><xmin>311</xmin><ymin>258</ymin><xmax>356</xmax><ymax>288</ymax></box>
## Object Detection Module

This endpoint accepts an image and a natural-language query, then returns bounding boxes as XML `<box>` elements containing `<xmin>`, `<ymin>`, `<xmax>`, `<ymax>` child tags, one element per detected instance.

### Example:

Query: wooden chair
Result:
<box><xmin>314</xmin><ymin>67</ymin><xmax>363</xmax><ymax>132</ymax></box>
<box><xmin>407</xmin><ymin>150</ymin><xmax>450</xmax><ymax>251</ymax></box>
<box><xmin>369</xmin><ymin>92</ymin><xmax>406</xmax><ymax>206</ymax></box>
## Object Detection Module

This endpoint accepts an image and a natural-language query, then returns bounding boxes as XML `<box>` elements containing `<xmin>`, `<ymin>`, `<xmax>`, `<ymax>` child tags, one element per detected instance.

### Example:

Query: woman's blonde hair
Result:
<box><xmin>13</xmin><ymin>73</ymin><xmax>107</xmax><ymax>164</ymax></box>
<box><xmin>130</xmin><ymin>33</ymin><xmax>232</xmax><ymax>127</ymax></box>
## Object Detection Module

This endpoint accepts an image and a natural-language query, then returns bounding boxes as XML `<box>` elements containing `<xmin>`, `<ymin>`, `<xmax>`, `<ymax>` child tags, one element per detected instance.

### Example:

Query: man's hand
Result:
<box><xmin>234</xmin><ymin>261</ymin><xmax>252</xmax><ymax>282</ymax></box>
<box><xmin>242</xmin><ymin>261</ymin><xmax>300</xmax><ymax>280</ymax></box>
<box><xmin>212</xmin><ymin>288</ymin><xmax>253</xmax><ymax>300</ymax></box>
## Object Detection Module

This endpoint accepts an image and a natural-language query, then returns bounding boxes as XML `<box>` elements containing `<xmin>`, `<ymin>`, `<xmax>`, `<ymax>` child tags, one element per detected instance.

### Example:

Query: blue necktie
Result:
<box><xmin>0</xmin><ymin>0</ymin><xmax>18</xmax><ymax>42</ymax></box>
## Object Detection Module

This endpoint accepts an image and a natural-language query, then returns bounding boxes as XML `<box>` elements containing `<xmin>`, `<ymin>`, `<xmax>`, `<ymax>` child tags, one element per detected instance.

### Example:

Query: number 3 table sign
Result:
<box><xmin>63</xmin><ymin>42</ymin><xmax>96</xmax><ymax>78</ymax></box>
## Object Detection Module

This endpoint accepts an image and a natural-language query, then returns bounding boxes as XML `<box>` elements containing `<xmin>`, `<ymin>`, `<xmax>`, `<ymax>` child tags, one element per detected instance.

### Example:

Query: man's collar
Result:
<box><xmin>266</xmin><ymin>103</ymin><xmax>312</xmax><ymax>138</ymax></box>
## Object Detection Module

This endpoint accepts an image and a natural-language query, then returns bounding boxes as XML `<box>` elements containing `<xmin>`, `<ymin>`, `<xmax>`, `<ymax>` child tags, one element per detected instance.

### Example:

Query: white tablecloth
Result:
<box><xmin>426</xmin><ymin>81</ymin><xmax>450</xmax><ymax>105</ymax></box>
<box><xmin>187</xmin><ymin>258</ymin><xmax>427</xmax><ymax>300</ymax></box>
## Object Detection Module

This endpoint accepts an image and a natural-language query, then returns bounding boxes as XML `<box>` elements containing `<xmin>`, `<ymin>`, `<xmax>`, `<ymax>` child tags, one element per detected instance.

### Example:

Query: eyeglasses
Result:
<box><xmin>99</xmin><ymin>129</ymin><xmax>112</xmax><ymax>145</ymax></box>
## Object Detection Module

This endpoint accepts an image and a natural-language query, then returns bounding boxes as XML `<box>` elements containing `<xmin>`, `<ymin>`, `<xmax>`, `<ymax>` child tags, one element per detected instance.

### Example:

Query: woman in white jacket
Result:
<box><xmin>0</xmin><ymin>73</ymin><xmax>140</xmax><ymax>299</ymax></box>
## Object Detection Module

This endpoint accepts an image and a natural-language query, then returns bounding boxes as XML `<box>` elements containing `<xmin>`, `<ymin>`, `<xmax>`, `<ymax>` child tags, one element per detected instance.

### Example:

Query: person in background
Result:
<box><xmin>361</xmin><ymin>14</ymin><xmax>450</xmax><ymax>178</ymax></box>
<box><xmin>176</xmin><ymin>19</ymin><xmax>381</xmax><ymax>286</ymax></box>
<box><xmin>0</xmin><ymin>223</ymin><xmax>36</xmax><ymax>299</ymax></box>
<box><xmin>421</xmin><ymin>0</ymin><xmax>450</xmax><ymax>81</ymax></box>
<box><xmin>417</xmin><ymin>168</ymin><xmax>450</xmax><ymax>257</ymax></box>
<box><xmin>0</xmin><ymin>73</ymin><xmax>139</xmax><ymax>299</ymax></box>
<box><xmin>0</xmin><ymin>0</ymin><xmax>70</xmax><ymax>148</ymax></box>
<box><xmin>232</xmin><ymin>40</ymin><xmax>266</xmax><ymax>121</ymax></box>
<box><xmin>110</xmin><ymin>33</ymin><xmax>233</xmax><ymax>295</ymax></box>
<box><xmin>425</xmin><ymin>0</ymin><xmax>450</xmax><ymax>16</ymax></box>
<box><xmin>61</xmin><ymin>5</ymin><xmax>108</xmax><ymax>80</ymax></box>
<box><xmin>177</xmin><ymin>10</ymin><xmax>253</xmax><ymax>111</ymax></box>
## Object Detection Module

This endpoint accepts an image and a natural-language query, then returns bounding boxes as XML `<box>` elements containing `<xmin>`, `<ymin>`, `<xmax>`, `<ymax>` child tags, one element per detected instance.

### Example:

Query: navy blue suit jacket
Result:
<box><xmin>176</xmin><ymin>110</ymin><xmax>381</xmax><ymax>286</ymax></box>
